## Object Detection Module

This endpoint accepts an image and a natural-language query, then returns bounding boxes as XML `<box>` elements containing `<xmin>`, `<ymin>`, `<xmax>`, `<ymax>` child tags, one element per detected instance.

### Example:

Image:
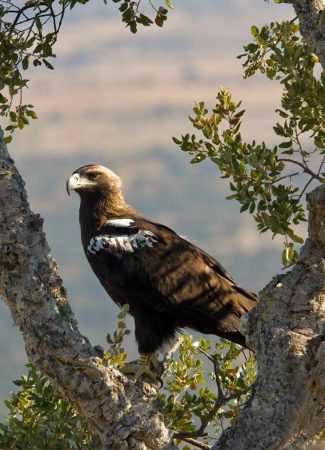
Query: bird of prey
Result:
<box><xmin>67</xmin><ymin>164</ymin><xmax>259</xmax><ymax>381</ymax></box>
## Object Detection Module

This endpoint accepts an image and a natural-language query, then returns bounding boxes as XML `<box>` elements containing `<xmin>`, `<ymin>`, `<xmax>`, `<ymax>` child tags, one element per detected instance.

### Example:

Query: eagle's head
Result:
<box><xmin>66</xmin><ymin>164</ymin><xmax>122</xmax><ymax>197</ymax></box>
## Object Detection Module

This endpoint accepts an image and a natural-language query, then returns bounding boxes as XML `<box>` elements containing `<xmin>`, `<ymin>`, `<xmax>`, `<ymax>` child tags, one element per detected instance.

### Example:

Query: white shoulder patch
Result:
<box><xmin>87</xmin><ymin>229</ymin><xmax>158</xmax><ymax>256</ymax></box>
<box><xmin>106</xmin><ymin>218</ymin><xmax>135</xmax><ymax>227</ymax></box>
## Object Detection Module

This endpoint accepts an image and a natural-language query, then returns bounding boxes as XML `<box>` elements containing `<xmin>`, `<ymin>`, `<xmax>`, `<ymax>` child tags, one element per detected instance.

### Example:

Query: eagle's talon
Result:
<box><xmin>121</xmin><ymin>353</ymin><xmax>161</xmax><ymax>383</ymax></box>
<box><xmin>121</xmin><ymin>363</ymin><xmax>158</xmax><ymax>383</ymax></box>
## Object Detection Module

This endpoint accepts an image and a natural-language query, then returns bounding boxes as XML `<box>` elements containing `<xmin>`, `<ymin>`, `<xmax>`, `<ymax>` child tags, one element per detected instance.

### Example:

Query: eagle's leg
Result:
<box><xmin>121</xmin><ymin>353</ymin><xmax>161</xmax><ymax>382</ymax></box>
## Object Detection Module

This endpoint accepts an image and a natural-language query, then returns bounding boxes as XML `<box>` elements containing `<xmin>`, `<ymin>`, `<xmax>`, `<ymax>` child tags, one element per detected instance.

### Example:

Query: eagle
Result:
<box><xmin>67</xmin><ymin>164</ymin><xmax>259</xmax><ymax>381</ymax></box>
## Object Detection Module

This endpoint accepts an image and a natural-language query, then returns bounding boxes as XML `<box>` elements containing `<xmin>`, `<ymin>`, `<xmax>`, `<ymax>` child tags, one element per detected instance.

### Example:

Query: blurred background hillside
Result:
<box><xmin>0</xmin><ymin>0</ymin><xmax>293</xmax><ymax>416</ymax></box>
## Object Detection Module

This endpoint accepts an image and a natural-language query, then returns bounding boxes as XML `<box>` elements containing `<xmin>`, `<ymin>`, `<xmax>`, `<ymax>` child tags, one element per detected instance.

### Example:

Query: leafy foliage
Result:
<box><xmin>159</xmin><ymin>335</ymin><xmax>255</xmax><ymax>449</ymax></box>
<box><xmin>173</xmin><ymin>20</ymin><xmax>325</xmax><ymax>266</ymax></box>
<box><xmin>103</xmin><ymin>308</ymin><xmax>255</xmax><ymax>448</ymax></box>
<box><xmin>104</xmin><ymin>303</ymin><xmax>131</xmax><ymax>367</ymax></box>
<box><xmin>0</xmin><ymin>310</ymin><xmax>255</xmax><ymax>450</ymax></box>
<box><xmin>0</xmin><ymin>364</ymin><xmax>101</xmax><ymax>450</ymax></box>
<box><xmin>111</xmin><ymin>0</ymin><xmax>170</xmax><ymax>33</ymax></box>
<box><xmin>0</xmin><ymin>0</ymin><xmax>173</xmax><ymax>142</ymax></box>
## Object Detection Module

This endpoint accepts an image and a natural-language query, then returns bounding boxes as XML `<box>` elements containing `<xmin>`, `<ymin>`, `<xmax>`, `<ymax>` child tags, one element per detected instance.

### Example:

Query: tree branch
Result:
<box><xmin>278</xmin><ymin>157</ymin><xmax>324</xmax><ymax>182</ymax></box>
<box><xmin>0</xmin><ymin>128</ymin><xmax>177</xmax><ymax>450</ymax></box>
<box><xmin>174</xmin><ymin>348</ymin><xmax>251</xmax><ymax>444</ymax></box>
<box><xmin>181</xmin><ymin>437</ymin><xmax>211</xmax><ymax>450</ymax></box>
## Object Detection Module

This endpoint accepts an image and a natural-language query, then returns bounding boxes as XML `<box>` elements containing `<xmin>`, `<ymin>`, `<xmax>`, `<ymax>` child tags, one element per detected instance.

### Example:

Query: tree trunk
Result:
<box><xmin>0</xmin><ymin>128</ymin><xmax>177</xmax><ymax>450</ymax></box>
<box><xmin>213</xmin><ymin>184</ymin><xmax>325</xmax><ymax>450</ymax></box>
<box><xmin>291</xmin><ymin>0</ymin><xmax>325</xmax><ymax>68</ymax></box>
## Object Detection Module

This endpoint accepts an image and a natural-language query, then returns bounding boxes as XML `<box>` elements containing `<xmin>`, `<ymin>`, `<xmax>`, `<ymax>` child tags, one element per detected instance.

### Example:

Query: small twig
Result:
<box><xmin>243</xmin><ymin>349</ymin><xmax>250</xmax><ymax>362</ymax></box>
<box><xmin>135</xmin><ymin>0</ymin><xmax>142</xmax><ymax>14</ymax></box>
<box><xmin>268</xmin><ymin>171</ymin><xmax>301</xmax><ymax>185</ymax></box>
<box><xmin>278</xmin><ymin>158</ymin><xmax>323</xmax><ymax>182</ymax></box>
<box><xmin>49</xmin><ymin>3</ymin><xmax>57</xmax><ymax>33</ymax></box>
<box><xmin>317</xmin><ymin>155</ymin><xmax>325</xmax><ymax>177</ymax></box>
<box><xmin>197</xmin><ymin>348</ymin><xmax>224</xmax><ymax>399</ymax></box>
<box><xmin>161</xmin><ymin>336</ymin><xmax>182</xmax><ymax>377</ymax></box>
<box><xmin>9</xmin><ymin>2</ymin><xmax>37</xmax><ymax>34</ymax></box>
<box><xmin>181</xmin><ymin>437</ymin><xmax>211</xmax><ymax>450</ymax></box>
<box><xmin>57</xmin><ymin>1</ymin><xmax>68</xmax><ymax>34</ymax></box>
<box><xmin>162</xmin><ymin>337</ymin><xmax>182</xmax><ymax>365</ymax></box>
<box><xmin>148</xmin><ymin>0</ymin><xmax>159</xmax><ymax>13</ymax></box>
<box><xmin>298</xmin><ymin>176</ymin><xmax>314</xmax><ymax>201</ymax></box>
<box><xmin>174</xmin><ymin>346</ymin><xmax>253</xmax><ymax>442</ymax></box>
<box><xmin>211</xmin><ymin>355</ymin><xmax>225</xmax><ymax>400</ymax></box>
<box><xmin>174</xmin><ymin>386</ymin><xmax>251</xmax><ymax>441</ymax></box>
<box><xmin>297</xmin><ymin>155</ymin><xmax>325</xmax><ymax>201</ymax></box>
<box><xmin>174</xmin><ymin>430</ymin><xmax>208</xmax><ymax>440</ymax></box>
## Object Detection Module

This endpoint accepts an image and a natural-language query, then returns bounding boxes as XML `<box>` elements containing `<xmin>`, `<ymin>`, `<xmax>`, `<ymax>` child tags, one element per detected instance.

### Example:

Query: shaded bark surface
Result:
<box><xmin>0</xmin><ymin>130</ymin><xmax>177</xmax><ymax>449</ymax></box>
<box><xmin>291</xmin><ymin>0</ymin><xmax>325</xmax><ymax>68</ymax></box>
<box><xmin>213</xmin><ymin>185</ymin><xmax>325</xmax><ymax>450</ymax></box>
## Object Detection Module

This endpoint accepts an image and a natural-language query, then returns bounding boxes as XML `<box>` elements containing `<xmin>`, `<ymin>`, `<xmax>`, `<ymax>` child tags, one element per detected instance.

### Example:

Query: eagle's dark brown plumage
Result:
<box><xmin>67</xmin><ymin>164</ymin><xmax>259</xmax><ymax>376</ymax></box>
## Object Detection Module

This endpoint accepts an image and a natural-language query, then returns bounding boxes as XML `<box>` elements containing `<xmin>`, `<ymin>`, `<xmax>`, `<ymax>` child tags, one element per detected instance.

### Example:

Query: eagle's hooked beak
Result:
<box><xmin>66</xmin><ymin>173</ymin><xmax>80</xmax><ymax>196</ymax></box>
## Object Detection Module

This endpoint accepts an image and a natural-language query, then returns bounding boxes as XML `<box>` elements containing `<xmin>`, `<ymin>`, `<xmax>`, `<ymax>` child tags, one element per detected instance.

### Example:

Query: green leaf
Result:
<box><xmin>165</xmin><ymin>0</ymin><xmax>174</xmax><ymax>8</ymax></box>
<box><xmin>26</xmin><ymin>110</ymin><xmax>38</xmax><ymax>119</ymax></box>
<box><xmin>35</xmin><ymin>16</ymin><xmax>42</xmax><ymax>33</ymax></box>
<box><xmin>43</xmin><ymin>59</ymin><xmax>54</xmax><ymax>70</ymax></box>
<box><xmin>9</xmin><ymin>111</ymin><xmax>17</xmax><ymax>122</ymax></box>
<box><xmin>278</xmin><ymin>141</ymin><xmax>292</xmax><ymax>148</ymax></box>
<box><xmin>251</xmin><ymin>25</ymin><xmax>259</xmax><ymax>37</ymax></box>
<box><xmin>287</xmin><ymin>230</ymin><xmax>304</xmax><ymax>244</ymax></box>
<box><xmin>155</xmin><ymin>14</ymin><xmax>165</xmax><ymax>27</ymax></box>
<box><xmin>282</xmin><ymin>242</ymin><xmax>298</xmax><ymax>267</ymax></box>
<box><xmin>4</xmin><ymin>135</ymin><xmax>12</xmax><ymax>144</ymax></box>
<box><xmin>158</xmin><ymin>7</ymin><xmax>168</xmax><ymax>14</ymax></box>
<box><xmin>119</xmin><ymin>2</ymin><xmax>128</xmax><ymax>12</ymax></box>
<box><xmin>17</xmin><ymin>116</ymin><xmax>25</xmax><ymax>129</ymax></box>
<box><xmin>22</xmin><ymin>57</ymin><xmax>29</xmax><ymax>70</ymax></box>
<box><xmin>240</xmin><ymin>203</ymin><xmax>250</xmax><ymax>213</ymax></box>
<box><xmin>190</xmin><ymin>154</ymin><xmax>206</xmax><ymax>164</ymax></box>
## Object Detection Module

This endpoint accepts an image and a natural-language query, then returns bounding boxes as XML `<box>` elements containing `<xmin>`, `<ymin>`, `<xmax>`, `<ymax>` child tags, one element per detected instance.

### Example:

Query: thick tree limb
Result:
<box><xmin>0</xmin><ymin>128</ymin><xmax>177</xmax><ymax>450</ymax></box>
<box><xmin>213</xmin><ymin>185</ymin><xmax>325</xmax><ymax>449</ymax></box>
<box><xmin>290</xmin><ymin>0</ymin><xmax>325</xmax><ymax>68</ymax></box>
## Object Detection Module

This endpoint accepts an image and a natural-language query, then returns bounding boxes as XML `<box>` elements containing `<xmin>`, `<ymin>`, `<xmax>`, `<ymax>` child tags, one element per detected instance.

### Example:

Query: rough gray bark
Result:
<box><xmin>0</xmin><ymin>129</ymin><xmax>177</xmax><ymax>450</ymax></box>
<box><xmin>213</xmin><ymin>185</ymin><xmax>325</xmax><ymax>450</ymax></box>
<box><xmin>291</xmin><ymin>0</ymin><xmax>325</xmax><ymax>68</ymax></box>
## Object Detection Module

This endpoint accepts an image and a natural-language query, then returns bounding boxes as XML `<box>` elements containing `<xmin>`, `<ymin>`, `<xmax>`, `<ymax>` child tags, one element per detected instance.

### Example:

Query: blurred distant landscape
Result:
<box><xmin>0</xmin><ymin>0</ymin><xmax>294</xmax><ymax>417</ymax></box>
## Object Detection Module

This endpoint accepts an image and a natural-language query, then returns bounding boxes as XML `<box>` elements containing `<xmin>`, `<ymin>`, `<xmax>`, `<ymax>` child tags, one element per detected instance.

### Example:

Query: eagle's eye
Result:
<box><xmin>88</xmin><ymin>172</ymin><xmax>99</xmax><ymax>181</ymax></box>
